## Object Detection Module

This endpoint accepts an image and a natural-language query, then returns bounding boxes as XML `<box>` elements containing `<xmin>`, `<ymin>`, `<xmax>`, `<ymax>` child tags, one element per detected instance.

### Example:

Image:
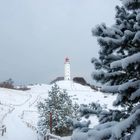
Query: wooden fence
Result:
<box><xmin>44</xmin><ymin>133</ymin><xmax>61</xmax><ymax>140</ymax></box>
<box><xmin>0</xmin><ymin>125</ymin><xmax>6</xmax><ymax>136</ymax></box>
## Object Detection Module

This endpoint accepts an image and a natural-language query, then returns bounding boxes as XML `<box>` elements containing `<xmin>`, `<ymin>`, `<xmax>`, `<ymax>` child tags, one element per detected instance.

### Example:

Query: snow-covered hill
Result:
<box><xmin>0</xmin><ymin>80</ymin><xmax>116</xmax><ymax>140</ymax></box>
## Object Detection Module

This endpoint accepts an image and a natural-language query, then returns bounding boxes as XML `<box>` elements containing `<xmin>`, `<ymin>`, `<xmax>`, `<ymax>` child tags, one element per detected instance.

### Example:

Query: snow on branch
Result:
<box><xmin>101</xmin><ymin>80</ymin><xmax>140</xmax><ymax>106</ymax></box>
<box><xmin>101</xmin><ymin>85</ymin><xmax>119</xmax><ymax>93</ymax></box>
<box><xmin>131</xmin><ymin>126</ymin><xmax>140</xmax><ymax>140</ymax></box>
<box><xmin>122</xmin><ymin>0</ymin><xmax>140</xmax><ymax>10</ymax></box>
<box><xmin>111</xmin><ymin>52</ymin><xmax>140</xmax><ymax>69</ymax></box>
<box><xmin>130</xmin><ymin>88</ymin><xmax>140</xmax><ymax>100</ymax></box>
<box><xmin>93</xmin><ymin>121</ymin><xmax>117</xmax><ymax>131</ymax></box>
<box><xmin>98</xmin><ymin>37</ymin><xmax>122</xmax><ymax>49</ymax></box>
<box><xmin>113</xmin><ymin>94</ymin><xmax>124</xmax><ymax>106</ymax></box>
<box><xmin>112</xmin><ymin>109</ymin><xmax>140</xmax><ymax>139</ymax></box>
<box><xmin>72</xmin><ymin>109</ymin><xmax>140</xmax><ymax>140</ymax></box>
<box><xmin>132</xmin><ymin>31</ymin><xmax>140</xmax><ymax>43</ymax></box>
<box><xmin>105</xmin><ymin>71</ymin><xmax>126</xmax><ymax>78</ymax></box>
<box><xmin>118</xmin><ymin>80</ymin><xmax>140</xmax><ymax>93</ymax></box>
<box><xmin>101</xmin><ymin>80</ymin><xmax>140</xmax><ymax>94</ymax></box>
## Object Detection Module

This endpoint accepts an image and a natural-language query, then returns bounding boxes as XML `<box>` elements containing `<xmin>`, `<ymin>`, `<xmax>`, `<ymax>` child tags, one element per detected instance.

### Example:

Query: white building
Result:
<box><xmin>64</xmin><ymin>57</ymin><xmax>71</xmax><ymax>80</ymax></box>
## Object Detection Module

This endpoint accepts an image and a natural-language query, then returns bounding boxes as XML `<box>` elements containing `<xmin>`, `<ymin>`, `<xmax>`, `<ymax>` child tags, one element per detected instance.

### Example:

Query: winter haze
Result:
<box><xmin>0</xmin><ymin>0</ymin><xmax>120</xmax><ymax>85</ymax></box>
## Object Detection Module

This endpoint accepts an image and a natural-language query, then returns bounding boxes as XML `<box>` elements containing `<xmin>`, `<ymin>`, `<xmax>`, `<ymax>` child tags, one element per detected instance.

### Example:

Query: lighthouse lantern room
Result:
<box><xmin>64</xmin><ymin>57</ymin><xmax>71</xmax><ymax>80</ymax></box>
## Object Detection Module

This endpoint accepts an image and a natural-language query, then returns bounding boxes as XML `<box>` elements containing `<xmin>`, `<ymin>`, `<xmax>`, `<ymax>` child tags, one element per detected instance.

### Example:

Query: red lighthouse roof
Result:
<box><xmin>65</xmin><ymin>57</ymin><xmax>69</xmax><ymax>62</ymax></box>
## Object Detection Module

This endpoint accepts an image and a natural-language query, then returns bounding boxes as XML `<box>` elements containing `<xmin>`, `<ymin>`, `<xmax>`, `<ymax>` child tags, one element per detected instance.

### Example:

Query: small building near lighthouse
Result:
<box><xmin>64</xmin><ymin>57</ymin><xmax>71</xmax><ymax>80</ymax></box>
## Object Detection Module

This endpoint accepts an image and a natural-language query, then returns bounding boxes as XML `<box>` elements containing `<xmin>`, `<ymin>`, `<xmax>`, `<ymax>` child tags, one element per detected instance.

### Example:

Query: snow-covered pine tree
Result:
<box><xmin>37</xmin><ymin>83</ymin><xmax>78</xmax><ymax>136</ymax></box>
<box><xmin>91</xmin><ymin>0</ymin><xmax>140</xmax><ymax>139</ymax></box>
<box><xmin>92</xmin><ymin>1</ymin><xmax>140</xmax><ymax>109</ymax></box>
<box><xmin>122</xmin><ymin>0</ymin><xmax>140</xmax><ymax>10</ymax></box>
<box><xmin>71</xmin><ymin>0</ymin><xmax>140</xmax><ymax>139</ymax></box>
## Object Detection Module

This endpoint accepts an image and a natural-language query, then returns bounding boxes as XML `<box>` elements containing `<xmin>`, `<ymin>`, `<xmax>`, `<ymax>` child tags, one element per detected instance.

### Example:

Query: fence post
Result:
<box><xmin>50</xmin><ymin>112</ymin><xmax>52</xmax><ymax>134</ymax></box>
<box><xmin>2</xmin><ymin>129</ymin><xmax>4</xmax><ymax>136</ymax></box>
<box><xmin>1</xmin><ymin>125</ymin><xmax>5</xmax><ymax>136</ymax></box>
<box><xmin>47</xmin><ymin>135</ymin><xmax>50</xmax><ymax>140</ymax></box>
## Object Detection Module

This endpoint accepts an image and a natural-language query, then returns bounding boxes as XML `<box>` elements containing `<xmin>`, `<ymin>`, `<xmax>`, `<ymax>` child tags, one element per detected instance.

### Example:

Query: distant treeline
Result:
<box><xmin>0</xmin><ymin>78</ymin><xmax>30</xmax><ymax>91</ymax></box>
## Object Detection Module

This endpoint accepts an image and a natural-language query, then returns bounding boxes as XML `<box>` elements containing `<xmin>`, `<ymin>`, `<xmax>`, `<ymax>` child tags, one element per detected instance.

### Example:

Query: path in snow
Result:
<box><xmin>2</xmin><ymin>108</ymin><xmax>37</xmax><ymax>140</ymax></box>
<box><xmin>1</xmin><ymin>93</ymin><xmax>38</xmax><ymax>140</ymax></box>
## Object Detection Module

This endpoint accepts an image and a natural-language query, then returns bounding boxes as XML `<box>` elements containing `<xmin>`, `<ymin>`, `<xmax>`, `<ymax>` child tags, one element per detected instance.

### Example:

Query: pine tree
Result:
<box><xmin>122</xmin><ymin>0</ymin><xmax>140</xmax><ymax>10</ymax></box>
<box><xmin>91</xmin><ymin>0</ymin><xmax>140</xmax><ymax>139</ymax></box>
<box><xmin>92</xmin><ymin>1</ymin><xmax>140</xmax><ymax>108</ymax></box>
<box><xmin>72</xmin><ymin>0</ymin><xmax>140</xmax><ymax>139</ymax></box>
<box><xmin>37</xmin><ymin>83</ymin><xmax>78</xmax><ymax>136</ymax></box>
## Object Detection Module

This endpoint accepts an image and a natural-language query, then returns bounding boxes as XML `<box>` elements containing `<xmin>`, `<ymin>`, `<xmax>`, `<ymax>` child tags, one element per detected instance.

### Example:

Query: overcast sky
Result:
<box><xmin>0</xmin><ymin>0</ymin><xmax>121</xmax><ymax>85</ymax></box>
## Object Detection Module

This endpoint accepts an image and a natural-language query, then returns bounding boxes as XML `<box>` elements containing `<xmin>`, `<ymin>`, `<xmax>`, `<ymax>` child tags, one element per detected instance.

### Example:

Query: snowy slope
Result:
<box><xmin>0</xmin><ymin>88</ymin><xmax>30</xmax><ymax>105</ymax></box>
<box><xmin>0</xmin><ymin>80</ymin><xmax>116</xmax><ymax>140</ymax></box>
<box><xmin>28</xmin><ymin>81</ymin><xmax>116</xmax><ymax>108</ymax></box>
<box><xmin>57</xmin><ymin>81</ymin><xmax>116</xmax><ymax>108</ymax></box>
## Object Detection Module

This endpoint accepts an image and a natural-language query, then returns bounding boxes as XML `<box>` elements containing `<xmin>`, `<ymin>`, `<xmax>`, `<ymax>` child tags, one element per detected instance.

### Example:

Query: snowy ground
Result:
<box><xmin>0</xmin><ymin>104</ymin><xmax>12</xmax><ymax>125</ymax></box>
<box><xmin>0</xmin><ymin>80</ymin><xmax>116</xmax><ymax>140</ymax></box>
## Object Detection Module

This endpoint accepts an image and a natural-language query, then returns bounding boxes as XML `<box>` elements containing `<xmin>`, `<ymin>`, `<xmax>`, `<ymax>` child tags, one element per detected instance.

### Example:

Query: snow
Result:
<box><xmin>130</xmin><ymin>88</ymin><xmax>140</xmax><ymax>100</ymax></box>
<box><xmin>0</xmin><ymin>80</ymin><xmax>117</xmax><ymax>140</ymax></box>
<box><xmin>0</xmin><ymin>88</ymin><xmax>30</xmax><ymax>105</ymax></box>
<box><xmin>105</xmin><ymin>71</ymin><xmax>126</xmax><ymax>78</ymax></box>
<box><xmin>136</xmin><ymin>12</ymin><xmax>140</xmax><ymax>22</ymax></box>
<box><xmin>119</xmin><ymin>80</ymin><xmax>140</xmax><ymax>92</ymax></box>
<box><xmin>81</xmin><ymin>115</ymin><xmax>99</xmax><ymax>128</ymax></box>
<box><xmin>101</xmin><ymin>80</ymin><xmax>140</xmax><ymax>106</ymax></box>
<box><xmin>72</xmin><ymin>109</ymin><xmax>140</xmax><ymax>140</ymax></box>
<box><xmin>101</xmin><ymin>85</ymin><xmax>119</xmax><ymax>93</ymax></box>
<box><xmin>133</xmin><ymin>31</ymin><xmax>140</xmax><ymax>43</ymax></box>
<box><xmin>122</xmin><ymin>0</ymin><xmax>140</xmax><ymax>9</ymax></box>
<box><xmin>113</xmin><ymin>109</ymin><xmax>140</xmax><ymax>139</ymax></box>
<box><xmin>131</xmin><ymin>126</ymin><xmax>140</xmax><ymax>140</ymax></box>
<box><xmin>111</xmin><ymin>52</ymin><xmax>140</xmax><ymax>69</ymax></box>
<box><xmin>22</xmin><ymin>110</ymin><xmax>39</xmax><ymax>127</ymax></box>
<box><xmin>2</xmin><ymin>107</ymin><xmax>37</xmax><ymax>140</ymax></box>
<box><xmin>57</xmin><ymin>81</ymin><xmax>116</xmax><ymax>108</ymax></box>
<box><xmin>0</xmin><ymin>104</ymin><xmax>13</xmax><ymax>125</ymax></box>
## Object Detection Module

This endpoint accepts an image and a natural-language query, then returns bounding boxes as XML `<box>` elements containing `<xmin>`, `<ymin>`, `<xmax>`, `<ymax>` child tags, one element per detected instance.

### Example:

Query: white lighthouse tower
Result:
<box><xmin>64</xmin><ymin>57</ymin><xmax>71</xmax><ymax>80</ymax></box>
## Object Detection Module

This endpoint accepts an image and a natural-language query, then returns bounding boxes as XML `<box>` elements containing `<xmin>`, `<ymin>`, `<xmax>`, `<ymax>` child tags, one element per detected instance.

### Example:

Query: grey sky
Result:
<box><xmin>0</xmin><ymin>0</ymin><xmax>120</xmax><ymax>85</ymax></box>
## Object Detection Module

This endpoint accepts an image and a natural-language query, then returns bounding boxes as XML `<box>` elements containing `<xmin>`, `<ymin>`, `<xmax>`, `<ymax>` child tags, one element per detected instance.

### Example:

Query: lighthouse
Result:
<box><xmin>64</xmin><ymin>57</ymin><xmax>71</xmax><ymax>80</ymax></box>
